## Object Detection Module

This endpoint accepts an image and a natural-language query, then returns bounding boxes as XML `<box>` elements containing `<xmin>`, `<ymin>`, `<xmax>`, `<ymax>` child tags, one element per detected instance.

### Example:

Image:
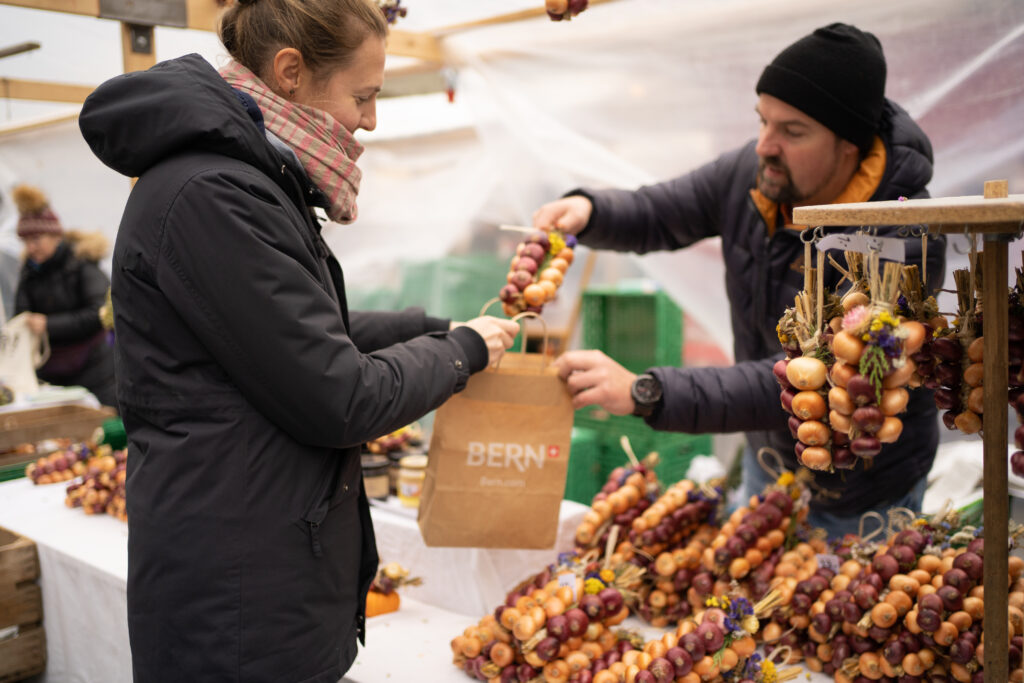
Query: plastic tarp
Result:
<box><xmin>1</xmin><ymin>0</ymin><xmax>1023</xmax><ymax>359</ymax></box>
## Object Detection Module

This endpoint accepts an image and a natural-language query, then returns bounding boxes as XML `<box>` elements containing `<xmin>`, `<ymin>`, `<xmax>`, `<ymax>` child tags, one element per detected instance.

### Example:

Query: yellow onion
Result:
<box><xmin>880</xmin><ymin>388</ymin><xmax>910</xmax><ymax>416</ymax></box>
<box><xmin>899</xmin><ymin>321</ymin><xmax>927</xmax><ymax>355</ymax></box>
<box><xmin>876</xmin><ymin>417</ymin><xmax>904</xmax><ymax>443</ymax></box>
<box><xmin>786</xmin><ymin>356</ymin><xmax>828</xmax><ymax>391</ymax></box>
<box><xmin>832</xmin><ymin>330</ymin><xmax>865</xmax><ymax>365</ymax></box>
<box><xmin>792</xmin><ymin>391</ymin><xmax>827</xmax><ymax>420</ymax></box>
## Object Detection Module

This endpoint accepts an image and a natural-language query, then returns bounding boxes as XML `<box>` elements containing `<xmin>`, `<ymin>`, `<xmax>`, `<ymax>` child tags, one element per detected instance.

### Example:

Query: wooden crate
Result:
<box><xmin>0</xmin><ymin>527</ymin><xmax>44</xmax><ymax>682</ymax></box>
<box><xmin>0</xmin><ymin>527</ymin><xmax>38</xmax><ymax>591</ymax></box>
<box><xmin>0</xmin><ymin>404</ymin><xmax>116</xmax><ymax>462</ymax></box>
<box><xmin>0</xmin><ymin>626</ymin><xmax>46</xmax><ymax>682</ymax></box>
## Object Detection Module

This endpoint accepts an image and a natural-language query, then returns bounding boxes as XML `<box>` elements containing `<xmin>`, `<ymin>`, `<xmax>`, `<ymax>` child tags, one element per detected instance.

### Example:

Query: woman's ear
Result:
<box><xmin>271</xmin><ymin>47</ymin><xmax>304</xmax><ymax>98</ymax></box>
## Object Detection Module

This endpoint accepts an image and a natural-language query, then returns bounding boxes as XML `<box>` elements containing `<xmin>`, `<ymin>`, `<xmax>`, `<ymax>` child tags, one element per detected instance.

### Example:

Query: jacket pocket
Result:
<box><xmin>300</xmin><ymin>452</ymin><xmax>341</xmax><ymax>558</ymax></box>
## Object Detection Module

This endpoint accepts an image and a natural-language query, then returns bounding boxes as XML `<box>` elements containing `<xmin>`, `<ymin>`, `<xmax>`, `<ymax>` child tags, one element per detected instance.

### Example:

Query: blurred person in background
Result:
<box><xmin>533</xmin><ymin>23</ymin><xmax>945</xmax><ymax>540</ymax></box>
<box><xmin>79</xmin><ymin>0</ymin><xmax>519</xmax><ymax>680</ymax></box>
<box><xmin>13</xmin><ymin>183</ymin><xmax>116</xmax><ymax>407</ymax></box>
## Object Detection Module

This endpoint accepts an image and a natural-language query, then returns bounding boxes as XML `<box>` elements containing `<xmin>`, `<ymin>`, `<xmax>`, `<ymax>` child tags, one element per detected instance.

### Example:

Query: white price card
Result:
<box><xmin>816</xmin><ymin>233</ymin><xmax>906</xmax><ymax>262</ymax></box>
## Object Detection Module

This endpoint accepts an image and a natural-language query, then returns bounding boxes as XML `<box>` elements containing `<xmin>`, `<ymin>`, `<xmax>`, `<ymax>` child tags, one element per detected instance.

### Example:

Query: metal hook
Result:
<box><xmin>800</xmin><ymin>227</ymin><xmax>817</xmax><ymax>244</ymax></box>
<box><xmin>897</xmin><ymin>225</ymin><xmax>912</xmax><ymax>238</ymax></box>
<box><xmin>813</xmin><ymin>225</ymin><xmax>825</xmax><ymax>241</ymax></box>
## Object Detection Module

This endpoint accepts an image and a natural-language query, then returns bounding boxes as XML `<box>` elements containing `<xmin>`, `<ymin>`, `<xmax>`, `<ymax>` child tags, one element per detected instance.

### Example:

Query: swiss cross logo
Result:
<box><xmin>547</xmin><ymin>445</ymin><xmax>560</xmax><ymax>459</ymax></box>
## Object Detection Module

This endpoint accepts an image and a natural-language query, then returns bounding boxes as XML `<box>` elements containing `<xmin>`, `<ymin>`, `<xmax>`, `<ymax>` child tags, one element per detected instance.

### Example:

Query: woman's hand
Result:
<box><xmin>532</xmin><ymin>195</ymin><xmax>593</xmax><ymax>236</ymax></box>
<box><xmin>460</xmin><ymin>316</ymin><xmax>521</xmax><ymax>366</ymax></box>
<box><xmin>553</xmin><ymin>349</ymin><xmax>637</xmax><ymax>414</ymax></box>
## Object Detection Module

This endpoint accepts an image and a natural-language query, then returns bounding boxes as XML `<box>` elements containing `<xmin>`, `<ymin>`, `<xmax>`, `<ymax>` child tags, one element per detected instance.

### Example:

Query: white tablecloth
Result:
<box><xmin>0</xmin><ymin>479</ymin><xmax>834</xmax><ymax>683</ymax></box>
<box><xmin>0</xmin><ymin>479</ymin><xmax>588</xmax><ymax>682</ymax></box>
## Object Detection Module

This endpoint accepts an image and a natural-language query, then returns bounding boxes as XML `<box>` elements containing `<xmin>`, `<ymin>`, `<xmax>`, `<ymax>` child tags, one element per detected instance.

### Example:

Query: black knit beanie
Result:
<box><xmin>756</xmin><ymin>23</ymin><xmax>886</xmax><ymax>153</ymax></box>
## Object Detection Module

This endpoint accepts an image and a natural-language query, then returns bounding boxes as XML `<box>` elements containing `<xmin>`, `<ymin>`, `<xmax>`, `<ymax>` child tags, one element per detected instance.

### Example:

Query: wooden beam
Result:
<box><xmin>386</xmin><ymin>29</ymin><xmax>442</xmax><ymax>62</ymax></box>
<box><xmin>0</xmin><ymin>76</ymin><xmax>92</xmax><ymax>103</ymax></box>
<box><xmin>0</xmin><ymin>110</ymin><xmax>78</xmax><ymax>139</ymax></box>
<box><xmin>185</xmin><ymin>0</ymin><xmax>222</xmax><ymax>31</ymax></box>
<box><xmin>0</xmin><ymin>0</ymin><xmax>98</xmax><ymax>16</ymax></box>
<box><xmin>433</xmin><ymin>0</ymin><xmax>619</xmax><ymax>36</ymax></box>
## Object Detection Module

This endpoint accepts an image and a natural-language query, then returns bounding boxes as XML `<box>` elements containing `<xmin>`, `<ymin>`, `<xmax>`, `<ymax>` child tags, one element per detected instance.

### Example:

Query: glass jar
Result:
<box><xmin>397</xmin><ymin>454</ymin><xmax>428</xmax><ymax>508</ymax></box>
<box><xmin>361</xmin><ymin>454</ymin><xmax>390</xmax><ymax>501</ymax></box>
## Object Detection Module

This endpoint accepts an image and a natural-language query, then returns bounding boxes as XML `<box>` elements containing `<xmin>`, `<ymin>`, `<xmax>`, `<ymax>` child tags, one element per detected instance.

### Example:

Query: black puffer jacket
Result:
<box><xmin>79</xmin><ymin>54</ymin><xmax>488</xmax><ymax>683</ymax></box>
<box><xmin>576</xmin><ymin>100</ymin><xmax>944</xmax><ymax>514</ymax></box>
<box><xmin>15</xmin><ymin>235</ymin><xmax>116</xmax><ymax>406</ymax></box>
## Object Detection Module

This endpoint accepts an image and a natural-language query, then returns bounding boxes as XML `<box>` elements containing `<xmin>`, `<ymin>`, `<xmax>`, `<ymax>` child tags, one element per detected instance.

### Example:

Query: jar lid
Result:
<box><xmin>361</xmin><ymin>454</ymin><xmax>389</xmax><ymax>471</ymax></box>
<box><xmin>399</xmin><ymin>454</ymin><xmax>428</xmax><ymax>469</ymax></box>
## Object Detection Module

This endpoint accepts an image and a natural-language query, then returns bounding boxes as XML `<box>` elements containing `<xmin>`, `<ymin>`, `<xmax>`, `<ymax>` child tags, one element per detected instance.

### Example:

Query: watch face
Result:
<box><xmin>633</xmin><ymin>374</ymin><xmax>662</xmax><ymax>404</ymax></box>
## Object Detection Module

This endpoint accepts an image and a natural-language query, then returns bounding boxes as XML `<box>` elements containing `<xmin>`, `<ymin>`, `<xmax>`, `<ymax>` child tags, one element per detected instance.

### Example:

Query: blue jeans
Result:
<box><xmin>736</xmin><ymin>445</ymin><xmax>928</xmax><ymax>541</ymax></box>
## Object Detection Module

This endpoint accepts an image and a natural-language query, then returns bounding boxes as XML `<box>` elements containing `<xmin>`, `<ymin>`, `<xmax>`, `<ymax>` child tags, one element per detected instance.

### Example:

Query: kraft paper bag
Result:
<box><xmin>419</xmin><ymin>349</ymin><xmax>574</xmax><ymax>549</ymax></box>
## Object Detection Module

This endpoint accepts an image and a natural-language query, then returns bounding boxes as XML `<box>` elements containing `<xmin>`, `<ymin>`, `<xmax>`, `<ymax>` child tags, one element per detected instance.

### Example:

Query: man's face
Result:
<box><xmin>754</xmin><ymin>93</ymin><xmax>859</xmax><ymax>207</ymax></box>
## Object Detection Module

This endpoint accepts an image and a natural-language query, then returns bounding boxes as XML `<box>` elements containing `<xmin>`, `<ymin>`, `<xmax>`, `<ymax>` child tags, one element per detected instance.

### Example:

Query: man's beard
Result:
<box><xmin>757</xmin><ymin>156</ymin><xmax>802</xmax><ymax>205</ymax></box>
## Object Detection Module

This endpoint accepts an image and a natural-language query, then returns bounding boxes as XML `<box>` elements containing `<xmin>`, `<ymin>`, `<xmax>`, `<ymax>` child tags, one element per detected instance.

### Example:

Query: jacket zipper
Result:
<box><xmin>301</xmin><ymin>455</ymin><xmax>343</xmax><ymax>558</ymax></box>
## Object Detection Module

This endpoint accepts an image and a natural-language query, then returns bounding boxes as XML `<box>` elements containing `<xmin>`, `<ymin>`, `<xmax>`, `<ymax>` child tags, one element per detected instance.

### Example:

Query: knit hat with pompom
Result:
<box><xmin>13</xmin><ymin>184</ymin><xmax>64</xmax><ymax>238</ymax></box>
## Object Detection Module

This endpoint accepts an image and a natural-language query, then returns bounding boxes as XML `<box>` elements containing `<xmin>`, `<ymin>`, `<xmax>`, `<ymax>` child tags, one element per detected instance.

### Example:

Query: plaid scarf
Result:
<box><xmin>220</xmin><ymin>60</ymin><xmax>363</xmax><ymax>224</ymax></box>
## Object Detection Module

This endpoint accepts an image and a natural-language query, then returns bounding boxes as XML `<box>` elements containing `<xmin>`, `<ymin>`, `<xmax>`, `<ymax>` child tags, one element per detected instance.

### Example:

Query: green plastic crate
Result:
<box><xmin>581</xmin><ymin>284</ymin><xmax>683</xmax><ymax>374</ymax></box>
<box><xmin>0</xmin><ymin>459</ymin><xmax>31</xmax><ymax>483</ymax></box>
<box><xmin>574</xmin><ymin>406</ymin><xmax>711</xmax><ymax>488</ymax></box>
<box><xmin>564</xmin><ymin>427</ymin><xmax>605</xmax><ymax>504</ymax></box>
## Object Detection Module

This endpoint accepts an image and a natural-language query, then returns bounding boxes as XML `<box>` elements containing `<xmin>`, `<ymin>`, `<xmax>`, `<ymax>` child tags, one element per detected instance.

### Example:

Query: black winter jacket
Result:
<box><xmin>79</xmin><ymin>54</ymin><xmax>488</xmax><ymax>683</ymax></box>
<box><xmin>15</xmin><ymin>238</ymin><xmax>116</xmax><ymax>406</ymax></box>
<box><xmin>576</xmin><ymin>100</ymin><xmax>944</xmax><ymax>514</ymax></box>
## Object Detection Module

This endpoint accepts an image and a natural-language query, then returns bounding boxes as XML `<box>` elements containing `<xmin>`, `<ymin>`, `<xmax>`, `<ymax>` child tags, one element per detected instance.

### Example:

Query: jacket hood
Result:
<box><xmin>875</xmin><ymin>99</ymin><xmax>933</xmax><ymax>201</ymax></box>
<box><xmin>80</xmin><ymin>54</ymin><xmax>280</xmax><ymax>180</ymax></box>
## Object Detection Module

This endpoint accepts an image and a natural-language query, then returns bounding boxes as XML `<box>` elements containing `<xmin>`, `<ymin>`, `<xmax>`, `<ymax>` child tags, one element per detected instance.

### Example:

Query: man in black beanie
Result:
<box><xmin>530</xmin><ymin>23</ymin><xmax>945</xmax><ymax>540</ymax></box>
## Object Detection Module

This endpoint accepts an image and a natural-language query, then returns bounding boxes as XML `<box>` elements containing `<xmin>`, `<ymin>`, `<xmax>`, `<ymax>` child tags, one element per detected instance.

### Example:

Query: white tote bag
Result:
<box><xmin>0</xmin><ymin>313</ymin><xmax>50</xmax><ymax>397</ymax></box>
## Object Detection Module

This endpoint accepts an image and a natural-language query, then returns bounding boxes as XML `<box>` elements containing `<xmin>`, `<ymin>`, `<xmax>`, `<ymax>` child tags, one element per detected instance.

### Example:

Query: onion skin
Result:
<box><xmin>932</xmin><ymin>336</ymin><xmax>963</xmax><ymax>362</ymax></box>
<box><xmin>779</xmin><ymin>388</ymin><xmax>796</xmax><ymax>415</ymax></box>
<box><xmin>899</xmin><ymin>321</ymin><xmax>927</xmax><ymax>355</ymax></box>
<box><xmin>831</xmin><ymin>361</ymin><xmax>856</xmax><ymax>388</ymax></box>
<box><xmin>797</xmin><ymin>420</ymin><xmax>831</xmax><ymax>447</ymax></box>
<box><xmin>829</xmin><ymin>386</ymin><xmax>855</xmax><ymax>415</ymax></box>
<box><xmin>773</xmin><ymin>359</ymin><xmax>791</xmax><ymax>388</ymax></box>
<box><xmin>841</xmin><ymin>291</ymin><xmax>870</xmax><ymax>311</ymax></box>
<box><xmin>851</xmin><ymin>436</ymin><xmax>882</xmax><ymax>458</ymax></box>
<box><xmin>966</xmin><ymin>336</ymin><xmax>984</xmax><ymax>363</ymax></box>
<box><xmin>829</xmin><ymin>410</ymin><xmax>851</xmax><ymax>434</ymax></box>
<box><xmin>933</xmin><ymin>386</ymin><xmax>960</xmax><ymax>411</ymax></box>
<box><xmin>963</xmin><ymin>362</ymin><xmax>984</xmax><ymax>388</ymax></box>
<box><xmin>966</xmin><ymin>386</ymin><xmax>984</xmax><ymax>415</ymax></box>
<box><xmin>832</xmin><ymin>330</ymin><xmax>866</xmax><ymax>365</ymax></box>
<box><xmin>876</xmin><ymin>417</ymin><xmax>904</xmax><ymax>443</ymax></box>
<box><xmin>954</xmin><ymin>410</ymin><xmax>982</xmax><ymax>434</ymax></box>
<box><xmin>881</xmin><ymin>388</ymin><xmax>910</xmax><ymax>416</ymax></box>
<box><xmin>852</xmin><ymin>406</ymin><xmax>885</xmax><ymax>434</ymax></box>
<box><xmin>846</xmin><ymin>375</ymin><xmax>877</xmax><ymax>407</ymax></box>
<box><xmin>792</xmin><ymin>391</ymin><xmax>827</xmax><ymax>420</ymax></box>
<box><xmin>786</xmin><ymin>356</ymin><xmax>828</xmax><ymax>391</ymax></box>
<box><xmin>800</xmin><ymin>446</ymin><xmax>832</xmax><ymax>471</ymax></box>
<box><xmin>882</xmin><ymin>359</ymin><xmax>916</xmax><ymax>389</ymax></box>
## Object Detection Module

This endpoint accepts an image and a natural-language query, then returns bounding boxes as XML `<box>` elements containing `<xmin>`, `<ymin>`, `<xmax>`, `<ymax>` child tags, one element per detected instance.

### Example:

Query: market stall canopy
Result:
<box><xmin>1</xmin><ymin>0</ymin><xmax>1023</xmax><ymax>360</ymax></box>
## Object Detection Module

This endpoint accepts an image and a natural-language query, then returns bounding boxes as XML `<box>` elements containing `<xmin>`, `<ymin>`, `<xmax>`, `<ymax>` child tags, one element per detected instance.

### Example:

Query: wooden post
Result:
<box><xmin>120</xmin><ymin>22</ymin><xmax>156</xmax><ymax>73</ymax></box>
<box><xmin>982</xmin><ymin>179</ymin><xmax>1010</xmax><ymax>683</ymax></box>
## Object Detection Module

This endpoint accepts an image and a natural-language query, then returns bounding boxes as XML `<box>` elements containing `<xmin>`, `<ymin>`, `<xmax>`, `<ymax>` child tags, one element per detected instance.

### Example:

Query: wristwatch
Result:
<box><xmin>630</xmin><ymin>373</ymin><xmax>663</xmax><ymax>418</ymax></box>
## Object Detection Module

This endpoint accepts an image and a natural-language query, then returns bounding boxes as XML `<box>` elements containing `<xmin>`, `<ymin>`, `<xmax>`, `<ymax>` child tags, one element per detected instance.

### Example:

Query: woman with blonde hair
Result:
<box><xmin>80</xmin><ymin>0</ymin><xmax>518</xmax><ymax>680</ymax></box>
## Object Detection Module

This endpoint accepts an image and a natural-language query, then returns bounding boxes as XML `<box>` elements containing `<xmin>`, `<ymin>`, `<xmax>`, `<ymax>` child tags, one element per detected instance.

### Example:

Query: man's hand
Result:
<box><xmin>25</xmin><ymin>313</ymin><xmax>47</xmax><ymax>336</ymax></box>
<box><xmin>553</xmin><ymin>349</ymin><xmax>637</xmax><ymax>414</ymax></box>
<box><xmin>532</xmin><ymin>195</ymin><xmax>593</xmax><ymax>236</ymax></box>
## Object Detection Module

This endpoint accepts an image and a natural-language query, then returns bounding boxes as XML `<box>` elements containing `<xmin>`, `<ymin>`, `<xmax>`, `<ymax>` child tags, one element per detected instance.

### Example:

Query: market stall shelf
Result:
<box><xmin>793</xmin><ymin>180</ymin><xmax>1024</xmax><ymax>683</ymax></box>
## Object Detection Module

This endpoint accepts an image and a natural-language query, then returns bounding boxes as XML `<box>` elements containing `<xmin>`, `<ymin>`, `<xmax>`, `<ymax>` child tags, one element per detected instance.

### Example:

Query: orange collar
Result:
<box><xmin>752</xmin><ymin>136</ymin><xmax>886</xmax><ymax>236</ymax></box>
